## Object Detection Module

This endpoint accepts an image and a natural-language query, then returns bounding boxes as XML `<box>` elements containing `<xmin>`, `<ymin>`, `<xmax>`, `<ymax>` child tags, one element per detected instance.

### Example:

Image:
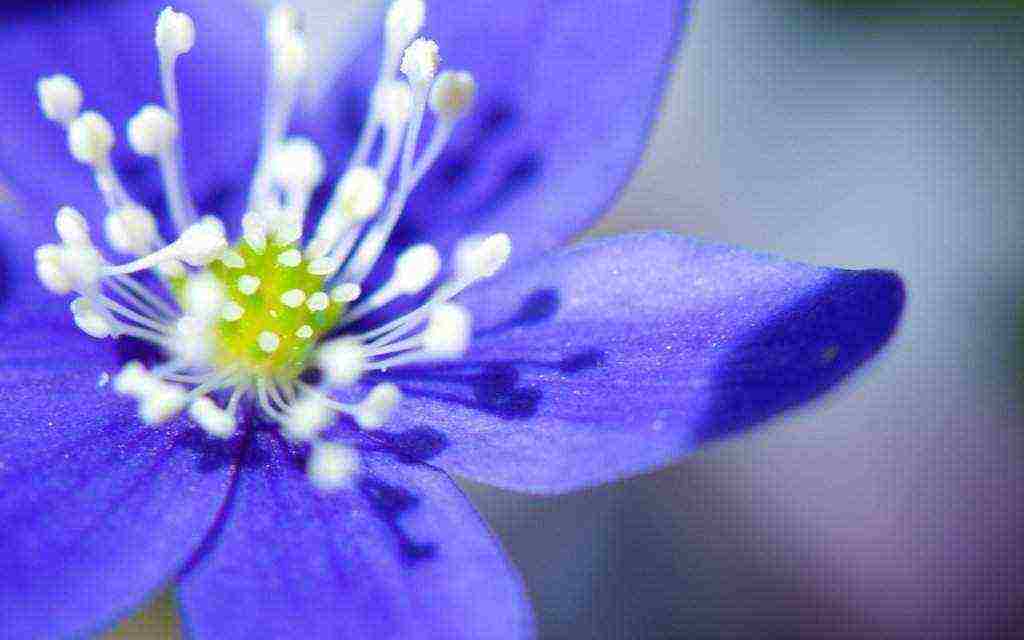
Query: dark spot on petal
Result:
<box><xmin>359</xmin><ymin>476</ymin><xmax>437</xmax><ymax>565</ymax></box>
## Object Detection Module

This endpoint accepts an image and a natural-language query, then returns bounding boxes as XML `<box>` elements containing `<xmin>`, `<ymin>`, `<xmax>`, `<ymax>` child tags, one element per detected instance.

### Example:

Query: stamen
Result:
<box><xmin>189</xmin><ymin>396</ymin><xmax>237</xmax><ymax>438</ymax></box>
<box><xmin>307</xmin><ymin>442</ymin><xmax>359</xmax><ymax>490</ymax></box>
<box><xmin>67</xmin><ymin>111</ymin><xmax>114</xmax><ymax>167</ymax></box>
<box><xmin>317</xmin><ymin>338</ymin><xmax>366</xmax><ymax>386</ymax></box>
<box><xmin>37</xmin><ymin>74</ymin><xmax>83</xmax><ymax>125</ymax></box>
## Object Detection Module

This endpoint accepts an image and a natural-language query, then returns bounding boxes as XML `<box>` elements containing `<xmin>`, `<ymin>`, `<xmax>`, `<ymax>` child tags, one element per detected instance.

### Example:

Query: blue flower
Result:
<box><xmin>0</xmin><ymin>1</ymin><xmax>904</xmax><ymax>638</ymax></box>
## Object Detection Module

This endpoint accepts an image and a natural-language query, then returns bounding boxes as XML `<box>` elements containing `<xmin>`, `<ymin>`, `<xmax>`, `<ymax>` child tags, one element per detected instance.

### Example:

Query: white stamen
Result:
<box><xmin>332</xmin><ymin>283</ymin><xmax>362</xmax><ymax>304</ymax></box>
<box><xmin>296</xmin><ymin>324</ymin><xmax>314</xmax><ymax>339</ymax></box>
<box><xmin>238</xmin><ymin>275</ymin><xmax>261</xmax><ymax>295</ymax></box>
<box><xmin>317</xmin><ymin>338</ymin><xmax>366</xmax><ymax>386</ymax></box>
<box><xmin>67</xmin><ymin>111</ymin><xmax>114</xmax><ymax>166</ymax></box>
<box><xmin>281</xmin><ymin>395</ymin><xmax>332</xmax><ymax>442</ymax></box>
<box><xmin>55</xmin><ymin>206</ymin><xmax>92</xmax><ymax>247</ymax></box>
<box><xmin>430</xmin><ymin>70</ymin><xmax>476</xmax><ymax>120</ymax></box>
<box><xmin>385</xmin><ymin>0</ymin><xmax>426</xmax><ymax>53</ymax></box>
<box><xmin>306</xmin><ymin>291</ymin><xmax>329</xmax><ymax>312</ymax></box>
<box><xmin>171</xmin><ymin>315</ymin><xmax>214</xmax><ymax>364</ymax></box>
<box><xmin>155</xmin><ymin>6</ymin><xmax>196</xmax><ymax>58</ymax></box>
<box><xmin>344</xmin><ymin>243</ymin><xmax>439</xmax><ymax>324</ymax></box>
<box><xmin>127</xmin><ymin>104</ymin><xmax>178</xmax><ymax>157</ymax></box>
<box><xmin>113</xmin><ymin>360</ymin><xmax>155</xmax><ymax>396</ymax></box>
<box><xmin>258</xmin><ymin>331</ymin><xmax>281</xmax><ymax>353</ymax></box>
<box><xmin>37</xmin><ymin>74</ymin><xmax>82</xmax><ymax>125</ymax></box>
<box><xmin>35</xmin><ymin>244</ymin><xmax>73</xmax><ymax>294</ymax></box>
<box><xmin>400</xmin><ymin>38</ymin><xmax>440</xmax><ymax>86</ymax></box>
<box><xmin>422</xmin><ymin>303</ymin><xmax>471</xmax><ymax>357</ymax></box>
<box><xmin>455</xmin><ymin>232</ymin><xmax>512</xmax><ymax>282</ymax></box>
<box><xmin>265</xmin><ymin>4</ymin><xmax>301</xmax><ymax>48</ymax></box>
<box><xmin>175</xmin><ymin>219</ymin><xmax>228</xmax><ymax>266</ymax></box>
<box><xmin>373</xmin><ymin>80</ymin><xmax>413</xmax><ymax>130</ymax></box>
<box><xmin>308</xmin><ymin>442</ymin><xmax>359</xmax><ymax>490</ymax></box>
<box><xmin>70</xmin><ymin>297</ymin><xmax>113</xmax><ymax>339</ymax></box>
<box><xmin>281</xmin><ymin>289</ymin><xmax>307</xmax><ymax>308</ymax></box>
<box><xmin>189</xmin><ymin>396</ymin><xmax>237</xmax><ymax>438</ymax></box>
<box><xmin>183</xmin><ymin>272</ymin><xmax>226</xmax><ymax>320</ymax></box>
<box><xmin>354</xmin><ymin>382</ymin><xmax>402</xmax><ymax>429</ymax></box>
<box><xmin>271</xmin><ymin>137</ymin><xmax>325</xmax><ymax>193</ymax></box>
<box><xmin>272</xmin><ymin>29</ymin><xmax>308</xmax><ymax>81</ymax></box>
<box><xmin>104</xmin><ymin>206</ymin><xmax>160</xmax><ymax>256</ymax></box>
<box><xmin>140</xmin><ymin>381</ymin><xmax>189</xmax><ymax>425</ymax></box>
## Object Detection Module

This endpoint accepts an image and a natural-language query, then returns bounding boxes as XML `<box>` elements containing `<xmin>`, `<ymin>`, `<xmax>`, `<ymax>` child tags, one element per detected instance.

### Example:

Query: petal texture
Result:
<box><xmin>177</xmin><ymin>430</ymin><xmax>533</xmax><ymax>640</ymax></box>
<box><xmin>0</xmin><ymin>306</ymin><xmax>239</xmax><ymax>638</ymax></box>
<box><xmin>372</xmin><ymin>232</ymin><xmax>905</xmax><ymax>493</ymax></box>
<box><xmin>0</xmin><ymin>0</ymin><xmax>262</xmax><ymax>234</ymax></box>
<box><xmin>304</xmin><ymin>0</ymin><xmax>691</xmax><ymax>267</ymax></box>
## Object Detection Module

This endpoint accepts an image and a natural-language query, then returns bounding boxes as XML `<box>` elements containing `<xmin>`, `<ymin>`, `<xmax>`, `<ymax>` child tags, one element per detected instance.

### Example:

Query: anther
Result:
<box><xmin>400</xmin><ymin>38</ymin><xmax>440</xmax><ymax>86</ymax></box>
<box><xmin>430</xmin><ymin>71</ymin><xmax>476</xmax><ymax>120</ymax></box>
<box><xmin>55</xmin><ymin>206</ymin><xmax>92</xmax><ymax>247</ymax></box>
<box><xmin>35</xmin><ymin>244</ymin><xmax>73</xmax><ymax>294</ymax></box>
<box><xmin>37</xmin><ymin>74</ymin><xmax>83</xmax><ymax>125</ymax></box>
<box><xmin>422</xmin><ymin>303</ymin><xmax>471</xmax><ymax>358</ymax></box>
<box><xmin>317</xmin><ymin>338</ymin><xmax>366</xmax><ymax>386</ymax></box>
<box><xmin>127</xmin><ymin>105</ymin><xmax>178</xmax><ymax>157</ymax></box>
<box><xmin>67</xmin><ymin>111</ymin><xmax>114</xmax><ymax>166</ymax></box>
<box><xmin>354</xmin><ymin>382</ymin><xmax>402</xmax><ymax>429</ymax></box>
<box><xmin>189</xmin><ymin>397</ymin><xmax>237</xmax><ymax>438</ymax></box>
<box><xmin>104</xmin><ymin>206</ymin><xmax>159</xmax><ymax>255</ymax></box>
<box><xmin>270</xmin><ymin>137</ymin><xmax>325</xmax><ymax>193</ymax></box>
<box><xmin>155</xmin><ymin>6</ymin><xmax>196</xmax><ymax>58</ymax></box>
<box><xmin>307</xmin><ymin>442</ymin><xmax>359</xmax><ymax>490</ymax></box>
<box><xmin>455</xmin><ymin>232</ymin><xmax>512</xmax><ymax>282</ymax></box>
<box><xmin>70</xmin><ymin>297</ymin><xmax>113</xmax><ymax>339</ymax></box>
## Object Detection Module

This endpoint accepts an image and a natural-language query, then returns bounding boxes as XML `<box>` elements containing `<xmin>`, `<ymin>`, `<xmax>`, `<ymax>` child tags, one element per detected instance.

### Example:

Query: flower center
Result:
<box><xmin>195</xmin><ymin>239</ymin><xmax>344</xmax><ymax>379</ymax></box>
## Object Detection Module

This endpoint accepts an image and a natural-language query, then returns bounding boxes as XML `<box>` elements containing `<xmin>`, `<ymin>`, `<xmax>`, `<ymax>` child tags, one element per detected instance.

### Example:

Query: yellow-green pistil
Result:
<box><xmin>176</xmin><ymin>239</ymin><xmax>344</xmax><ymax>380</ymax></box>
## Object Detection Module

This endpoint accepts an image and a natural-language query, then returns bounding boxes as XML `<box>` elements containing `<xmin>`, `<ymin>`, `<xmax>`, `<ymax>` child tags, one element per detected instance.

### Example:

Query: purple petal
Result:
<box><xmin>178</xmin><ymin>431</ymin><xmax>533</xmax><ymax>640</ymax></box>
<box><xmin>303</xmin><ymin>0</ymin><xmax>691</xmax><ymax>266</ymax></box>
<box><xmin>372</xmin><ymin>232</ymin><xmax>905</xmax><ymax>493</ymax></box>
<box><xmin>0</xmin><ymin>308</ymin><xmax>239</xmax><ymax>638</ymax></box>
<box><xmin>0</xmin><ymin>0</ymin><xmax>262</xmax><ymax>233</ymax></box>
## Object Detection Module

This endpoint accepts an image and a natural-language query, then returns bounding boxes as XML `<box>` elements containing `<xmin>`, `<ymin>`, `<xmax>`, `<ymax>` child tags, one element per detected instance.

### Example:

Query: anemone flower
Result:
<box><xmin>0</xmin><ymin>1</ymin><xmax>904</xmax><ymax>638</ymax></box>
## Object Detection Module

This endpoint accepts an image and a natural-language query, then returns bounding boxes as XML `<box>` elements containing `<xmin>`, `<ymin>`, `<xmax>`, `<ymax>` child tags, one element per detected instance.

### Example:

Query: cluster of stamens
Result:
<box><xmin>33</xmin><ymin>1</ymin><xmax>511</xmax><ymax>489</ymax></box>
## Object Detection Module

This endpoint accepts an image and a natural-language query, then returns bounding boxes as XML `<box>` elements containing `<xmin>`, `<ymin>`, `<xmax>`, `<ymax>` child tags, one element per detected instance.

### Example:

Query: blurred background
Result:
<box><xmin>105</xmin><ymin>0</ymin><xmax>1023</xmax><ymax>638</ymax></box>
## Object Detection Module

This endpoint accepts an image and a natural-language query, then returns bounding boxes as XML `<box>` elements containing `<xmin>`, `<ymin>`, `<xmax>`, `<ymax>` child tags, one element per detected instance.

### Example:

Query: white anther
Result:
<box><xmin>281</xmin><ymin>289</ymin><xmax>307</xmax><ymax>308</ymax></box>
<box><xmin>172</xmin><ymin>315</ymin><xmax>214</xmax><ymax>364</ymax></box>
<box><xmin>354</xmin><ymin>382</ymin><xmax>402</xmax><ymax>429</ymax></box>
<box><xmin>67</xmin><ymin>111</ymin><xmax>114</xmax><ymax>166</ymax></box>
<box><xmin>277</xmin><ymin>248</ymin><xmax>302</xmax><ymax>268</ymax></box>
<box><xmin>104</xmin><ymin>206</ymin><xmax>159</xmax><ymax>255</ymax></box>
<box><xmin>258</xmin><ymin>331</ymin><xmax>281</xmax><ymax>353</ymax></box>
<box><xmin>281</xmin><ymin>395</ymin><xmax>333</xmax><ymax>442</ymax></box>
<box><xmin>55</xmin><ymin>206</ymin><xmax>92</xmax><ymax>247</ymax></box>
<box><xmin>237</xmin><ymin>274</ymin><xmax>261</xmax><ymax>295</ymax></box>
<box><xmin>306</xmin><ymin>291</ymin><xmax>329</xmax><ymax>312</ymax></box>
<box><xmin>430</xmin><ymin>71</ymin><xmax>476</xmax><ymax>120</ymax></box>
<box><xmin>336</xmin><ymin>166</ymin><xmax>385</xmax><ymax>221</ymax></box>
<box><xmin>60</xmin><ymin>244</ymin><xmax>104</xmax><ymax>288</ymax></box>
<box><xmin>140</xmin><ymin>382</ymin><xmax>189</xmax><ymax>425</ymax></box>
<box><xmin>157</xmin><ymin>259</ymin><xmax>186</xmax><ymax>279</ymax></box>
<box><xmin>113</xmin><ymin>360</ymin><xmax>155</xmax><ymax>396</ymax></box>
<box><xmin>266</xmin><ymin>3</ymin><xmax>301</xmax><ymax>47</ymax></box>
<box><xmin>317</xmin><ymin>338</ymin><xmax>366</xmax><ymax>386</ymax></box>
<box><xmin>189</xmin><ymin>397</ymin><xmax>237</xmax><ymax>439</ymax></box>
<box><xmin>455</xmin><ymin>232</ymin><xmax>512</xmax><ymax>282</ymax></box>
<box><xmin>386</xmin><ymin>0</ymin><xmax>426</xmax><ymax>50</ymax></box>
<box><xmin>307</xmin><ymin>256</ymin><xmax>339</xmax><ymax>277</ymax></box>
<box><xmin>296</xmin><ymin>324</ymin><xmax>314</xmax><ymax>339</ymax></box>
<box><xmin>175</xmin><ymin>219</ymin><xmax>227</xmax><ymax>266</ymax></box>
<box><xmin>400</xmin><ymin>38</ymin><xmax>440</xmax><ymax>86</ymax></box>
<box><xmin>37</xmin><ymin>74</ymin><xmax>83</xmax><ymax>124</ymax></box>
<box><xmin>272</xmin><ymin>30</ymin><xmax>308</xmax><ymax>80</ymax></box>
<box><xmin>220</xmin><ymin>250</ymin><xmax>246</xmax><ymax>269</ymax></box>
<box><xmin>35</xmin><ymin>244</ymin><xmax>73</xmax><ymax>294</ymax></box>
<box><xmin>221</xmin><ymin>301</ymin><xmax>245</xmax><ymax>322</ymax></box>
<box><xmin>127</xmin><ymin>104</ymin><xmax>178</xmax><ymax>157</ymax></box>
<box><xmin>422</xmin><ymin>303</ymin><xmax>471</xmax><ymax>358</ymax></box>
<box><xmin>155</xmin><ymin>6</ymin><xmax>196</xmax><ymax>58</ymax></box>
<box><xmin>391</xmin><ymin>243</ymin><xmax>440</xmax><ymax>295</ymax></box>
<box><xmin>331</xmin><ymin>283</ymin><xmax>361</xmax><ymax>303</ymax></box>
<box><xmin>373</xmin><ymin>80</ymin><xmax>413</xmax><ymax>129</ymax></box>
<box><xmin>183</xmin><ymin>272</ymin><xmax>226</xmax><ymax>320</ymax></box>
<box><xmin>199</xmin><ymin>214</ymin><xmax>226</xmax><ymax>238</ymax></box>
<box><xmin>241</xmin><ymin>214</ymin><xmax>268</xmax><ymax>253</ymax></box>
<box><xmin>308</xmin><ymin>442</ymin><xmax>359</xmax><ymax>491</ymax></box>
<box><xmin>271</xmin><ymin>137</ymin><xmax>324</xmax><ymax>192</ymax></box>
<box><xmin>70</xmin><ymin>297</ymin><xmax>113</xmax><ymax>339</ymax></box>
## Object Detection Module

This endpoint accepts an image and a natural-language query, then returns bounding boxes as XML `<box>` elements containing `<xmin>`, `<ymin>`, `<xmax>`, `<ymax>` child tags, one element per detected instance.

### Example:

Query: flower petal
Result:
<box><xmin>0</xmin><ymin>0</ymin><xmax>262</xmax><ymax>229</ymax></box>
<box><xmin>177</xmin><ymin>430</ymin><xmax>533</xmax><ymax>640</ymax></box>
<box><xmin>0</xmin><ymin>311</ymin><xmax>240</xmax><ymax>638</ymax></box>
<box><xmin>372</xmin><ymin>232</ymin><xmax>905</xmax><ymax>493</ymax></box>
<box><xmin>304</xmin><ymin>0</ymin><xmax>691</xmax><ymax>266</ymax></box>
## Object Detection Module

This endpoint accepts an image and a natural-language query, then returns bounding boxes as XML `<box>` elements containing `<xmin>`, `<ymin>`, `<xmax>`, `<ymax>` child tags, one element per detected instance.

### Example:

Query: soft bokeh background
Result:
<box><xmin>103</xmin><ymin>1</ymin><xmax>1023</xmax><ymax>637</ymax></box>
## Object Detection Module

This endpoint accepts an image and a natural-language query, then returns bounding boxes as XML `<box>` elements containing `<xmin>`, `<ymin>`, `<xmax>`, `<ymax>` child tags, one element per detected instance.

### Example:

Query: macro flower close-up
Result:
<box><xmin>0</xmin><ymin>1</ymin><xmax>905</xmax><ymax>638</ymax></box>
